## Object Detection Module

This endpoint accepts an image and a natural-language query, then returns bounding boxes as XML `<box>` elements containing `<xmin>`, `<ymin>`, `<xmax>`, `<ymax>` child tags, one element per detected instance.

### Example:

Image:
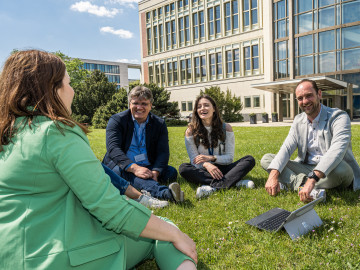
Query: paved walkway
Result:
<box><xmin>231</xmin><ymin>119</ymin><xmax>360</xmax><ymax>127</ymax></box>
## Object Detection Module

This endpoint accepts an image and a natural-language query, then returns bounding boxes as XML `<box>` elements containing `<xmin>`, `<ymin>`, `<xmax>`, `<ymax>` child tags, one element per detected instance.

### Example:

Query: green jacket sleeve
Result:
<box><xmin>45</xmin><ymin>122</ymin><xmax>151</xmax><ymax>239</ymax></box>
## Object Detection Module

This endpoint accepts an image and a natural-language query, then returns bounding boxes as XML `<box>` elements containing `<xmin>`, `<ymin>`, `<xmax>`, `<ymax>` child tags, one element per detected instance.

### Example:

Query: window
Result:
<box><xmin>158</xmin><ymin>7</ymin><xmax>163</xmax><ymax>17</ymax></box>
<box><xmin>243</xmin><ymin>0</ymin><xmax>258</xmax><ymax>29</ymax></box>
<box><xmin>185</xmin><ymin>16</ymin><xmax>190</xmax><ymax>44</ymax></box>
<box><xmin>147</xmin><ymin>28</ymin><xmax>152</xmax><ymax>54</ymax></box>
<box><xmin>244</xmin><ymin>97</ymin><xmax>251</xmax><ymax>108</ymax></box>
<box><xmin>226</xmin><ymin>50</ymin><xmax>233</xmax><ymax>76</ymax></box>
<box><xmin>171</xmin><ymin>20</ymin><xmax>176</xmax><ymax>48</ymax></box>
<box><xmin>274</xmin><ymin>0</ymin><xmax>288</xmax><ymax>39</ymax></box>
<box><xmin>193</xmin><ymin>11</ymin><xmax>205</xmax><ymax>43</ymax></box>
<box><xmin>173</xmin><ymin>61</ymin><xmax>178</xmax><ymax>84</ymax></box>
<box><xmin>201</xmin><ymin>55</ymin><xmax>206</xmax><ymax>79</ymax></box>
<box><xmin>160</xmin><ymin>63</ymin><xmax>165</xmax><ymax>86</ymax></box>
<box><xmin>244</xmin><ymin>44</ymin><xmax>259</xmax><ymax>75</ymax></box>
<box><xmin>225</xmin><ymin>1</ymin><xmax>239</xmax><ymax>34</ymax></box>
<box><xmin>180</xmin><ymin>60</ymin><xmax>186</xmax><ymax>84</ymax></box>
<box><xmin>170</xmin><ymin>2</ymin><xmax>175</xmax><ymax>13</ymax></box>
<box><xmin>153</xmin><ymin>9</ymin><xmax>157</xmax><ymax>19</ymax></box>
<box><xmin>180</xmin><ymin>58</ymin><xmax>192</xmax><ymax>84</ymax></box>
<box><xmin>166</xmin><ymin>22</ymin><xmax>171</xmax><ymax>49</ymax></box>
<box><xmin>165</xmin><ymin>5</ymin><xmax>170</xmax><ymax>15</ymax></box>
<box><xmin>186</xmin><ymin>58</ymin><xmax>192</xmax><ymax>83</ymax></box>
<box><xmin>153</xmin><ymin>26</ymin><xmax>158</xmax><ymax>52</ymax></box>
<box><xmin>253</xmin><ymin>96</ymin><xmax>260</xmax><ymax>107</ymax></box>
<box><xmin>193</xmin><ymin>12</ymin><xmax>199</xmax><ymax>41</ymax></box>
<box><xmin>208</xmin><ymin>6</ymin><xmax>221</xmax><ymax>38</ymax></box>
<box><xmin>342</xmin><ymin>25</ymin><xmax>360</xmax><ymax>71</ymax></box>
<box><xmin>181</xmin><ymin>101</ymin><xmax>187</xmax><ymax>111</ymax></box>
<box><xmin>167</xmin><ymin>62</ymin><xmax>173</xmax><ymax>85</ymax></box>
<box><xmin>149</xmin><ymin>66</ymin><xmax>153</xmax><ymax>83</ymax></box>
<box><xmin>187</xmin><ymin>101</ymin><xmax>193</xmax><ymax>111</ymax></box>
<box><xmin>155</xmin><ymin>64</ymin><xmax>160</xmax><ymax>84</ymax></box>
<box><xmin>179</xmin><ymin>17</ymin><xmax>184</xmax><ymax>46</ymax></box>
<box><xmin>167</xmin><ymin>60</ymin><xmax>179</xmax><ymax>86</ymax></box>
<box><xmin>275</xmin><ymin>41</ymin><xmax>289</xmax><ymax>79</ymax></box>
<box><xmin>159</xmin><ymin>24</ymin><xmax>164</xmax><ymax>52</ymax></box>
<box><xmin>225</xmin><ymin>48</ymin><xmax>240</xmax><ymax>78</ymax></box>
<box><xmin>146</xmin><ymin>12</ymin><xmax>151</xmax><ymax>23</ymax></box>
<box><xmin>209</xmin><ymin>52</ymin><xmax>222</xmax><ymax>80</ymax></box>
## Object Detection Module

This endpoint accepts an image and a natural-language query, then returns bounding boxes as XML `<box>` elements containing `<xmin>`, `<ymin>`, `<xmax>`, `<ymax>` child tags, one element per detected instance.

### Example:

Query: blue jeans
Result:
<box><xmin>102</xmin><ymin>163</ymin><xmax>129</xmax><ymax>195</ymax></box>
<box><xmin>106</xmin><ymin>164</ymin><xmax>178</xmax><ymax>201</ymax></box>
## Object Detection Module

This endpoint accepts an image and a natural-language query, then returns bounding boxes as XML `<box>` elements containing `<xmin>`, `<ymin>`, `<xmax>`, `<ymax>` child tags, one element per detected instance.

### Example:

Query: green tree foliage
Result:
<box><xmin>128</xmin><ymin>80</ymin><xmax>140</xmax><ymax>90</ymax></box>
<box><xmin>72</xmin><ymin>70</ymin><xmax>118</xmax><ymax>124</ymax></box>
<box><xmin>54</xmin><ymin>51</ymin><xmax>89</xmax><ymax>89</ymax></box>
<box><xmin>92</xmin><ymin>88</ymin><xmax>128</xmax><ymax>129</ymax></box>
<box><xmin>144</xmin><ymin>83</ymin><xmax>179</xmax><ymax>118</ymax></box>
<box><xmin>200</xmin><ymin>86</ymin><xmax>243</xmax><ymax>122</ymax></box>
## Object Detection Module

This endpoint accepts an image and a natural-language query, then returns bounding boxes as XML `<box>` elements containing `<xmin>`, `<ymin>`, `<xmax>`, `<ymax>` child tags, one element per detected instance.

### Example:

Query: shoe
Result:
<box><xmin>169</xmin><ymin>182</ymin><xmax>184</xmax><ymax>203</ymax></box>
<box><xmin>310</xmin><ymin>188</ymin><xmax>326</xmax><ymax>202</ymax></box>
<box><xmin>136</xmin><ymin>190</ymin><xmax>169</xmax><ymax>209</ymax></box>
<box><xmin>196</xmin><ymin>185</ymin><xmax>216</xmax><ymax>199</ymax></box>
<box><xmin>235</xmin><ymin>180</ymin><xmax>255</xmax><ymax>189</ymax></box>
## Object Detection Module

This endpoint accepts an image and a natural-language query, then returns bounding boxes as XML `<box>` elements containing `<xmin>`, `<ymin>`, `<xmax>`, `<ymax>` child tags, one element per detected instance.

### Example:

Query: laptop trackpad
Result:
<box><xmin>284</xmin><ymin>209</ymin><xmax>323</xmax><ymax>240</ymax></box>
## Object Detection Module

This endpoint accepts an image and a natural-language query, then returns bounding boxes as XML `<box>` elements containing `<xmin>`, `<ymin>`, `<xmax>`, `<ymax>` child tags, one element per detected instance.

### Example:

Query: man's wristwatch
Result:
<box><xmin>308</xmin><ymin>171</ymin><xmax>320</xmax><ymax>182</ymax></box>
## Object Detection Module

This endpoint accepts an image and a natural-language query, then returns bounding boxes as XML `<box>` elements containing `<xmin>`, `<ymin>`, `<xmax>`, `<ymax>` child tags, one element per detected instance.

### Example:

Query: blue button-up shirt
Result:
<box><xmin>125</xmin><ymin>116</ymin><xmax>150</xmax><ymax>169</ymax></box>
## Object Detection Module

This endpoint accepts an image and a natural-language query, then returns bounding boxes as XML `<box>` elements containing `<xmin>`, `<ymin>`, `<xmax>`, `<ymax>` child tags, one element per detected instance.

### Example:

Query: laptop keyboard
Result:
<box><xmin>257</xmin><ymin>211</ymin><xmax>291</xmax><ymax>231</ymax></box>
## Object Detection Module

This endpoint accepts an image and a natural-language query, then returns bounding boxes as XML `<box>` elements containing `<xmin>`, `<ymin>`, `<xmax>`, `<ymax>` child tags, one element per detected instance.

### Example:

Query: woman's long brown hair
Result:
<box><xmin>189</xmin><ymin>95</ymin><xmax>225</xmax><ymax>149</ymax></box>
<box><xmin>0</xmin><ymin>50</ymin><xmax>88</xmax><ymax>151</ymax></box>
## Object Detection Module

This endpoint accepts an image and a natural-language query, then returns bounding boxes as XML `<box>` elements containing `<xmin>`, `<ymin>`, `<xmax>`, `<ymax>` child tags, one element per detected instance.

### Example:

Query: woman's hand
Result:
<box><xmin>193</xmin><ymin>154</ymin><xmax>214</xmax><ymax>164</ymax></box>
<box><xmin>172</xmin><ymin>230</ymin><xmax>198</xmax><ymax>264</ymax></box>
<box><xmin>203</xmin><ymin>162</ymin><xmax>223</xmax><ymax>180</ymax></box>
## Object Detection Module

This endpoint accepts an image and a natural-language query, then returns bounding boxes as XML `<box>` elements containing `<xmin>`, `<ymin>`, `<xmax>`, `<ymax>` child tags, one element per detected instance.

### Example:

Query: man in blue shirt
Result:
<box><xmin>103</xmin><ymin>86</ymin><xmax>183</xmax><ymax>202</ymax></box>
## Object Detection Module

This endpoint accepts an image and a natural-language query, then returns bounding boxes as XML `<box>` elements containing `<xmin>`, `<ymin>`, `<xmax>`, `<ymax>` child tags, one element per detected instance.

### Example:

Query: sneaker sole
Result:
<box><xmin>169</xmin><ymin>183</ymin><xmax>182</xmax><ymax>203</ymax></box>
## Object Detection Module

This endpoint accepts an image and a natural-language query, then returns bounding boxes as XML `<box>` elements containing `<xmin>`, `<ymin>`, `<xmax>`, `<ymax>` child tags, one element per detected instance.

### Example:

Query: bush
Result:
<box><xmin>200</xmin><ymin>86</ymin><xmax>243</xmax><ymax>122</ymax></box>
<box><xmin>165</xmin><ymin>119</ymin><xmax>188</xmax><ymax>127</ymax></box>
<box><xmin>92</xmin><ymin>88</ymin><xmax>128</xmax><ymax>129</ymax></box>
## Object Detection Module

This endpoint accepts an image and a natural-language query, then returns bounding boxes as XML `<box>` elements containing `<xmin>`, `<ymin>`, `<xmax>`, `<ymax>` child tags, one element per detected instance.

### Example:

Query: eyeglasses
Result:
<box><xmin>296</xmin><ymin>93</ymin><xmax>315</xmax><ymax>102</ymax></box>
<box><xmin>130</xmin><ymin>101</ymin><xmax>151</xmax><ymax>107</ymax></box>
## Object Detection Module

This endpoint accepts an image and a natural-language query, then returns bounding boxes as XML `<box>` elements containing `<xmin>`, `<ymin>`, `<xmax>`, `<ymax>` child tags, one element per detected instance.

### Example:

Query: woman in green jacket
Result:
<box><xmin>0</xmin><ymin>50</ymin><xmax>197</xmax><ymax>269</ymax></box>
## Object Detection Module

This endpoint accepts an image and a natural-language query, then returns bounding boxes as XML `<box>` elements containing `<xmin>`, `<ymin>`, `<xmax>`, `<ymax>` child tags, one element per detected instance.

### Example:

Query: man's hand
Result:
<box><xmin>128</xmin><ymin>164</ymin><xmax>153</xmax><ymax>179</ymax></box>
<box><xmin>298</xmin><ymin>178</ymin><xmax>316</xmax><ymax>202</ymax></box>
<box><xmin>193</xmin><ymin>154</ymin><xmax>215</xmax><ymax>164</ymax></box>
<box><xmin>152</xmin><ymin>170</ymin><xmax>159</xmax><ymax>182</ymax></box>
<box><xmin>203</xmin><ymin>162</ymin><xmax>223</xmax><ymax>180</ymax></box>
<box><xmin>265</xmin><ymin>170</ymin><xmax>281</xmax><ymax>196</ymax></box>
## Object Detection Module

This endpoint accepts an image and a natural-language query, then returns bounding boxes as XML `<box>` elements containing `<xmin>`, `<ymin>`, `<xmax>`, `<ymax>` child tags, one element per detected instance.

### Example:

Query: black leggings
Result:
<box><xmin>179</xmin><ymin>155</ymin><xmax>255</xmax><ymax>189</ymax></box>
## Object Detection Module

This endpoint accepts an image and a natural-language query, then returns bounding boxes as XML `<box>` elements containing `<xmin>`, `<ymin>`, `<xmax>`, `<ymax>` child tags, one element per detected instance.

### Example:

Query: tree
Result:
<box><xmin>54</xmin><ymin>51</ymin><xmax>89</xmax><ymax>89</ymax></box>
<box><xmin>92</xmin><ymin>88</ymin><xmax>128</xmax><ymax>128</ymax></box>
<box><xmin>92</xmin><ymin>83</ymin><xmax>180</xmax><ymax>128</ymax></box>
<box><xmin>72</xmin><ymin>70</ymin><xmax>118</xmax><ymax>124</ymax></box>
<box><xmin>144</xmin><ymin>83</ymin><xmax>179</xmax><ymax>118</ymax></box>
<box><xmin>200</xmin><ymin>86</ymin><xmax>243</xmax><ymax>122</ymax></box>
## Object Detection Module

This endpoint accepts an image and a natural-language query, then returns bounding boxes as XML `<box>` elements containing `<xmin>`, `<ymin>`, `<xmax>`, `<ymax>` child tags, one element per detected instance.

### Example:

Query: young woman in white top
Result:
<box><xmin>179</xmin><ymin>95</ymin><xmax>256</xmax><ymax>199</ymax></box>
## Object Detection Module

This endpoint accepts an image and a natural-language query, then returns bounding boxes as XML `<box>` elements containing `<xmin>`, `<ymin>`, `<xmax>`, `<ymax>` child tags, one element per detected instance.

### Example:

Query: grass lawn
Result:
<box><xmin>88</xmin><ymin>125</ymin><xmax>360</xmax><ymax>269</ymax></box>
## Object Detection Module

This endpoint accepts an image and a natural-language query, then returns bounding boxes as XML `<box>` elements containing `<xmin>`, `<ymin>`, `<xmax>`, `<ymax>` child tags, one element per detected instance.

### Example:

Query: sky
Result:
<box><xmin>0</xmin><ymin>0</ymin><xmax>142</xmax><ymax>79</ymax></box>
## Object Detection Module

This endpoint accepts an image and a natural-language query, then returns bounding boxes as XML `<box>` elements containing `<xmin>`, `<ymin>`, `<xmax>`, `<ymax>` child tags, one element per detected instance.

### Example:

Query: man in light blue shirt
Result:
<box><xmin>103</xmin><ymin>86</ymin><xmax>184</xmax><ymax>202</ymax></box>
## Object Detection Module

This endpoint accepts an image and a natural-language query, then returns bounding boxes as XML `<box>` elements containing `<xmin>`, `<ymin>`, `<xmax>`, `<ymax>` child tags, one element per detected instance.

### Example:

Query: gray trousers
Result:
<box><xmin>261</xmin><ymin>153</ymin><xmax>353</xmax><ymax>191</ymax></box>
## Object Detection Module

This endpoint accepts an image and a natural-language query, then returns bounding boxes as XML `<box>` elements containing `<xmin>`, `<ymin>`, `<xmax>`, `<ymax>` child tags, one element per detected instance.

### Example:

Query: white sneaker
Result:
<box><xmin>136</xmin><ymin>190</ymin><xmax>169</xmax><ymax>209</ymax></box>
<box><xmin>310</xmin><ymin>188</ymin><xmax>326</xmax><ymax>202</ymax></box>
<box><xmin>235</xmin><ymin>180</ymin><xmax>255</xmax><ymax>189</ymax></box>
<box><xmin>196</xmin><ymin>185</ymin><xmax>216</xmax><ymax>199</ymax></box>
<box><xmin>169</xmin><ymin>182</ymin><xmax>184</xmax><ymax>203</ymax></box>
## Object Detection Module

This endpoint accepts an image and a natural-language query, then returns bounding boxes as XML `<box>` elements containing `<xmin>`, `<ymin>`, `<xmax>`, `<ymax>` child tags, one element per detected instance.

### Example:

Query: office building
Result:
<box><xmin>80</xmin><ymin>58</ymin><xmax>141</xmax><ymax>90</ymax></box>
<box><xmin>138</xmin><ymin>0</ymin><xmax>360</xmax><ymax>120</ymax></box>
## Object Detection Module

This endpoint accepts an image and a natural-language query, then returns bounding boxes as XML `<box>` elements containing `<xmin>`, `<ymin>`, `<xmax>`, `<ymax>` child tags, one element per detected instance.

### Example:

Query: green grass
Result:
<box><xmin>88</xmin><ymin>126</ymin><xmax>360</xmax><ymax>269</ymax></box>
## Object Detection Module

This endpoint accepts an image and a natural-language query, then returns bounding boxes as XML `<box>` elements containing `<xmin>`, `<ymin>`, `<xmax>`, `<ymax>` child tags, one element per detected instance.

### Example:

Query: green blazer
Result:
<box><xmin>0</xmin><ymin>116</ymin><xmax>151</xmax><ymax>269</ymax></box>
